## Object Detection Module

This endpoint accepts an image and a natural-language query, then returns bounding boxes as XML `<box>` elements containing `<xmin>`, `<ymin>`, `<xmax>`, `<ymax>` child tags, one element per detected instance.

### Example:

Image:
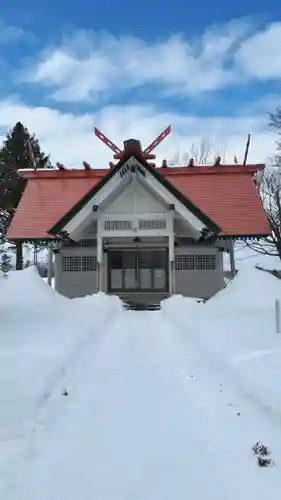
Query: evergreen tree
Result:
<box><xmin>0</xmin><ymin>122</ymin><xmax>51</xmax><ymax>170</ymax></box>
<box><xmin>0</xmin><ymin>230</ymin><xmax>11</xmax><ymax>275</ymax></box>
<box><xmin>0</xmin><ymin>122</ymin><xmax>51</xmax><ymax>231</ymax></box>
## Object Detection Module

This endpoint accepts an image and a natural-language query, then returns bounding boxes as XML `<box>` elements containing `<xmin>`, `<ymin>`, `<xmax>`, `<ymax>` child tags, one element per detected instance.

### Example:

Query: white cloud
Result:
<box><xmin>0</xmin><ymin>19</ymin><xmax>279</xmax><ymax>168</ymax></box>
<box><xmin>235</xmin><ymin>22</ymin><xmax>281</xmax><ymax>79</ymax></box>
<box><xmin>0</xmin><ymin>98</ymin><xmax>276</xmax><ymax>167</ymax></box>
<box><xmin>21</xmin><ymin>20</ymin><xmax>281</xmax><ymax>103</ymax></box>
<box><xmin>23</xmin><ymin>21</ymin><xmax>250</xmax><ymax>103</ymax></box>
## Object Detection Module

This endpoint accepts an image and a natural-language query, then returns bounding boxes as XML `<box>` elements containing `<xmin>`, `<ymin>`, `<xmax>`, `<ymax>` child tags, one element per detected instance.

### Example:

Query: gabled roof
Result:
<box><xmin>49</xmin><ymin>150</ymin><xmax>219</xmax><ymax>236</ymax></box>
<box><xmin>7</xmin><ymin>171</ymin><xmax>104</xmax><ymax>240</ymax></box>
<box><xmin>7</xmin><ymin>163</ymin><xmax>270</xmax><ymax>241</ymax></box>
<box><xmin>162</xmin><ymin>166</ymin><xmax>269</xmax><ymax>237</ymax></box>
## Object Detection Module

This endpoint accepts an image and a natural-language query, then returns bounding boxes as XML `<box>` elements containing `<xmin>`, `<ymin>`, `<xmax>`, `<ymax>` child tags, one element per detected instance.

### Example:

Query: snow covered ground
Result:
<box><xmin>0</xmin><ymin>268</ymin><xmax>122</xmax><ymax>470</ymax></box>
<box><xmin>1</xmin><ymin>259</ymin><xmax>281</xmax><ymax>499</ymax></box>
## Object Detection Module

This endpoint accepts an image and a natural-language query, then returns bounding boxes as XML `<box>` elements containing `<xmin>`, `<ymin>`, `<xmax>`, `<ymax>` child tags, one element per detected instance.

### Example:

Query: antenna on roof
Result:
<box><xmin>243</xmin><ymin>134</ymin><xmax>251</xmax><ymax>167</ymax></box>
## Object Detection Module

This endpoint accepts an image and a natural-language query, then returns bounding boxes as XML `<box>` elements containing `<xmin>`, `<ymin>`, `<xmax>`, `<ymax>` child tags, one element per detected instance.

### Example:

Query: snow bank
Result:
<box><xmin>0</xmin><ymin>265</ymin><xmax>123</xmax><ymax>322</ymax></box>
<box><xmin>0</xmin><ymin>266</ymin><xmax>66</xmax><ymax>307</ymax></box>
<box><xmin>161</xmin><ymin>263</ymin><xmax>281</xmax><ymax>324</ymax></box>
<box><xmin>0</xmin><ymin>267</ymin><xmax>122</xmax><ymax>440</ymax></box>
<box><xmin>162</xmin><ymin>265</ymin><xmax>281</xmax><ymax>420</ymax></box>
<box><xmin>210</xmin><ymin>265</ymin><xmax>281</xmax><ymax>310</ymax></box>
<box><xmin>161</xmin><ymin>294</ymin><xmax>202</xmax><ymax>323</ymax></box>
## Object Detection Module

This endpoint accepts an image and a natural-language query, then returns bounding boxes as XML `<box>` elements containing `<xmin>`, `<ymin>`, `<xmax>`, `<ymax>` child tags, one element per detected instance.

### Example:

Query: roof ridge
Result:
<box><xmin>19</xmin><ymin>163</ymin><xmax>264</xmax><ymax>180</ymax></box>
<box><xmin>161</xmin><ymin>165</ymin><xmax>264</xmax><ymax>175</ymax></box>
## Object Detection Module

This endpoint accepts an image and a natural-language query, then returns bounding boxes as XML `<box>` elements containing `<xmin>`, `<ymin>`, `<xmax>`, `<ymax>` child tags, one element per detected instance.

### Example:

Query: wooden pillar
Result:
<box><xmin>104</xmin><ymin>251</ymin><xmax>108</xmax><ymax>293</ymax></box>
<box><xmin>168</xmin><ymin>232</ymin><xmax>175</xmax><ymax>295</ymax></box>
<box><xmin>15</xmin><ymin>240</ymin><xmax>23</xmax><ymax>270</ymax></box>
<box><xmin>97</xmin><ymin>235</ymin><xmax>103</xmax><ymax>292</ymax></box>
<box><xmin>229</xmin><ymin>239</ymin><xmax>236</xmax><ymax>278</ymax></box>
<box><xmin>53</xmin><ymin>249</ymin><xmax>59</xmax><ymax>291</ymax></box>
<box><xmin>47</xmin><ymin>242</ymin><xmax>53</xmax><ymax>286</ymax></box>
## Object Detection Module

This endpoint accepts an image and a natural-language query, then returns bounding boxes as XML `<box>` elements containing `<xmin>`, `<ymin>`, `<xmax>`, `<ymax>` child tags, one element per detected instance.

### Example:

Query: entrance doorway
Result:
<box><xmin>107</xmin><ymin>248</ymin><xmax>168</xmax><ymax>293</ymax></box>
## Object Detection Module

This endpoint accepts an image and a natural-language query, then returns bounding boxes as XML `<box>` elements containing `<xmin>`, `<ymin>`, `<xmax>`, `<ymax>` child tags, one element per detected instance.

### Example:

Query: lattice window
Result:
<box><xmin>62</xmin><ymin>256</ymin><xmax>81</xmax><ymax>272</ymax></box>
<box><xmin>82</xmin><ymin>256</ymin><xmax>97</xmax><ymax>271</ymax></box>
<box><xmin>175</xmin><ymin>255</ymin><xmax>195</xmax><ymax>270</ymax></box>
<box><xmin>195</xmin><ymin>255</ymin><xmax>216</xmax><ymax>270</ymax></box>
<box><xmin>138</xmin><ymin>219</ymin><xmax>166</xmax><ymax>230</ymax></box>
<box><xmin>175</xmin><ymin>254</ymin><xmax>216</xmax><ymax>271</ymax></box>
<box><xmin>62</xmin><ymin>255</ymin><xmax>97</xmax><ymax>272</ymax></box>
<box><xmin>104</xmin><ymin>220</ymin><xmax>132</xmax><ymax>231</ymax></box>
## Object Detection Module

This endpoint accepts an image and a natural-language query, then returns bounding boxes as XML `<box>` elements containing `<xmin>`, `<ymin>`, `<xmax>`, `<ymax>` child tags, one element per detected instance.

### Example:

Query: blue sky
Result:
<box><xmin>0</xmin><ymin>0</ymin><xmax>280</xmax><ymax>166</ymax></box>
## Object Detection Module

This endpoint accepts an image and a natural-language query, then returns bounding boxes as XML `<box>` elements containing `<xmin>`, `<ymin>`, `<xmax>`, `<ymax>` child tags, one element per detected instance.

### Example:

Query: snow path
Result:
<box><xmin>3</xmin><ymin>310</ymin><xmax>281</xmax><ymax>499</ymax></box>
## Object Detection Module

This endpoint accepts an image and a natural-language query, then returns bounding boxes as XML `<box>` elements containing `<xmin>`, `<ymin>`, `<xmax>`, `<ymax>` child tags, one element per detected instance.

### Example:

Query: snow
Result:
<box><xmin>162</xmin><ymin>263</ymin><xmax>281</xmax><ymax>436</ymax></box>
<box><xmin>0</xmin><ymin>267</ymin><xmax>122</xmax><ymax>440</ymax></box>
<box><xmin>42</xmin><ymin>276</ymin><xmax>55</xmax><ymax>287</ymax></box>
<box><xmin>1</xmin><ymin>262</ymin><xmax>281</xmax><ymax>498</ymax></box>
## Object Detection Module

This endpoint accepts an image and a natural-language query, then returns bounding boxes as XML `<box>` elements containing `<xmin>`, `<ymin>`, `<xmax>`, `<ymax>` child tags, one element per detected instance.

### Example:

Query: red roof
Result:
<box><xmin>7</xmin><ymin>165</ymin><xmax>270</xmax><ymax>240</ymax></box>
<box><xmin>161</xmin><ymin>166</ymin><xmax>269</xmax><ymax>236</ymax></box>
<box><xmin>7</xmin><ymin>171</ymin><xmax>104</xmax><ymax>240</ymax></box>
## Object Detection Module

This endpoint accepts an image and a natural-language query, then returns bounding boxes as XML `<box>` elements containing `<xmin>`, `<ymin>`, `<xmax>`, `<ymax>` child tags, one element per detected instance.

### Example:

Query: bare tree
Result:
<box><xmin>243</xmin><ymin>168</ymin><xmax>281</xmax><ymax>259</ymax></box>
<box><xmin>244</xmin><ymin>108</ymin><xmax>281</xmax><ymax>260</ymax></box>
<box><xmin>170</xmin><ymin>137</ymin><xmax>227</xmax><ymax>166</ymax></box>
<box><xmin>185</xmin><ymin>137</ymin><xmax>213</xmax><ymax>164</ymax></box>
<box><xmin>269</xmin><ymin>108</ymin><xmax>281</xmax><ymax>164</ymax></box>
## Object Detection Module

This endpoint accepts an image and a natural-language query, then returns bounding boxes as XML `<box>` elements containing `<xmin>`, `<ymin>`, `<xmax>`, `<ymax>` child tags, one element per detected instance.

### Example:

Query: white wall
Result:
<box><xmin>103</xmin><ymin>180</ymin><xmax>167</xmax><ymax>215</ymax></box>
<box><xmin>55</xmin><ymin>244</ymin><xmax>97</xmax><ymax>299</ymax></box>
<box><xmin>175</xmin><ymin>245</ymin><xmax>224</xmax><ymax>299</ymax></box>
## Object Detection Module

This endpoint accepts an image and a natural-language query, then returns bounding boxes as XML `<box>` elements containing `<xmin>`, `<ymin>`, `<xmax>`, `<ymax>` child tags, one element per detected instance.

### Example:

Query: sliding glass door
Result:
<box><xmin>108</xmin><ymin>249</ymin><xmax>168</xmax><ymax>293</ymax></box>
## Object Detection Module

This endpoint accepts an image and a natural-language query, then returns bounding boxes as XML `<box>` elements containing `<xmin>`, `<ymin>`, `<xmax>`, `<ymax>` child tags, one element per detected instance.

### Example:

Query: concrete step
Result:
<box><xmin>123</xmin><ymin>301</ymin><xmax>160</xmax><ymax>311</ymax></box>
